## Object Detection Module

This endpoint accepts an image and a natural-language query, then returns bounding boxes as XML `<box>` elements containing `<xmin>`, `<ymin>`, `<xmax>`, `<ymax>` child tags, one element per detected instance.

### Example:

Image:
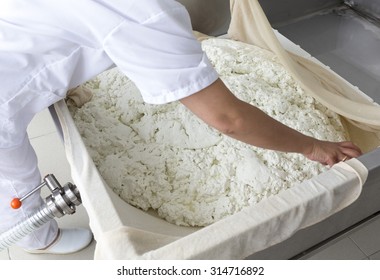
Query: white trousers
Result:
<box><xmin>0</xmin><ymin>45</ymin><xmax>66</xmax><ymax>249</ymax></box>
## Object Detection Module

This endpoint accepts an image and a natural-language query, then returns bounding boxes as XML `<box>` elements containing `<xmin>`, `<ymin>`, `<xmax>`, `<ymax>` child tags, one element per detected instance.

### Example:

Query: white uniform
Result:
<box><xmin>0</xmin><ymin>0</ymin><xmax>218</xmax><ymax>249</ymax></box>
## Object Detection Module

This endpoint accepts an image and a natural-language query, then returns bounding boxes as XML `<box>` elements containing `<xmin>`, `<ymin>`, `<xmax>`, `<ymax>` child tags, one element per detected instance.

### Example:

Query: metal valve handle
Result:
<box><xmin>11</xmin><ymin>174</ymin><xmax>81</xmax><ymax>212</ymax></box>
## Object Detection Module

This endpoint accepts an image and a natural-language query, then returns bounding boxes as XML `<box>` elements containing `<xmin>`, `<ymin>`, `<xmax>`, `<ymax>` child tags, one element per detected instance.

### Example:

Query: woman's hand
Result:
<box><xmin>303</xmin><ymin>140</ymin><xmax>362</xmax><ymax>167</ymax></box>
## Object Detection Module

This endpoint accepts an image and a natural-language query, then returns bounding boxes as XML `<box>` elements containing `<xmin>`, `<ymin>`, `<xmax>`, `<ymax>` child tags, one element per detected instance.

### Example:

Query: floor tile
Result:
<box><xmin>349</xmin><ymin>216</ymin><xmax>380</xmax><ymax>256</ymax></box>
<box><xmin>0</xmin><ymin>249</ymin><xmax>10</xmax><ymax>260</ymax></box>
<box><xmin>369</xmin><ymin>250</ymin><xmax>380</xmax><ymax>260</ymax></box>
<box><xmin>304</xmin><ymin>238</ymin><xmax>367</xmax><ymax>260</ymax></box>
<box><xmin>30</xmin><ymin>132</ymin><xmax>72</xmax><ymax>183</ymax></box>
<box><xmin>27</xmin><ymin>109</ymin><xmax>57</xmax><ymax>139</ymax></box>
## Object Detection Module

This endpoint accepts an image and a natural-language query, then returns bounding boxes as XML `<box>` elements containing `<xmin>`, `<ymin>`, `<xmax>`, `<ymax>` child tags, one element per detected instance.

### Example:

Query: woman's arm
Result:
<box><xmin>180</xmin><ymin>79</ymin><xmax>362</xmax><ymax>166</ymax></box>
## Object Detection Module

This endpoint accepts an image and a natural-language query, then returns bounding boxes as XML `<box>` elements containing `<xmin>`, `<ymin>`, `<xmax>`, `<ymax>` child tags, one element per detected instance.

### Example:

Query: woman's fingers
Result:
<box><xmin>338</xmin><ymin>143</ymin><xmax>362</xmax><ymax>160</ymax></box>
<box><xmin>338</xmin><ymin>141</ymin><xmax>362</xmax><ymax>154</ymax></box>
<box><xmin>309</xmin><ymin>140</ymin><xmax>363</xmax><ymax>167</ymax></box>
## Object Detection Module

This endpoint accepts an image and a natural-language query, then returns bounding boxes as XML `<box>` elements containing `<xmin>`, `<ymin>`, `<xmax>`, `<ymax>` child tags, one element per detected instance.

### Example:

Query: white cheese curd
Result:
<box><xmin>69</xmin><ymin>38</ymin><xmax>348</xmax><ymax>226</ymax></box>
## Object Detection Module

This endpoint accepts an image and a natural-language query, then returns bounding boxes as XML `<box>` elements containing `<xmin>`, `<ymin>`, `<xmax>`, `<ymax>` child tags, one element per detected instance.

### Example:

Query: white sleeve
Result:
<box><xmin>103</xmin><ymin>4</ymin><xmax>218</xmax><ymax>104</ymax></box>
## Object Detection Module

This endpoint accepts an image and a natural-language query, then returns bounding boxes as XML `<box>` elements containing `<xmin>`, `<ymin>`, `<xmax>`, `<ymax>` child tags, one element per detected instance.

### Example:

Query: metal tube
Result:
<box><xmin>0</xmin><ymin>204</ymin><xmax>54</xmax><ymax>251</ymax></box>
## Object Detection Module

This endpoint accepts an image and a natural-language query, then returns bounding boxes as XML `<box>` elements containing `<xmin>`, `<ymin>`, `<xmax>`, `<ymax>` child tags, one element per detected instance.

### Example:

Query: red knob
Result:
<box><xmin>10</xmin><ymin>198</ymin><xmax>22</xmax><ymax>209</ymax></box>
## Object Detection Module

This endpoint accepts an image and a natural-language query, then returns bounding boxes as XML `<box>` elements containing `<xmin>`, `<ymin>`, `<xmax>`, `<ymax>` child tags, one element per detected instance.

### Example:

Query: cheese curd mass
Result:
<box><xmin>69</xmin><ymin>38</ymin><xmax>348</xmax><ymax>226</ymax></box>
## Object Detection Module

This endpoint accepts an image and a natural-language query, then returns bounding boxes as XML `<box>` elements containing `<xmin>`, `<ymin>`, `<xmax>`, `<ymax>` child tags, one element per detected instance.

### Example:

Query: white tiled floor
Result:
<box><xmin>2</xmin><ymin>108</ymin><xmax>380</xmax><ymax>260</ymax></box>
<box><xmin>297</xmin><ymin>214</ymin><xmax>380</xmax><ymax>260</ymax></box>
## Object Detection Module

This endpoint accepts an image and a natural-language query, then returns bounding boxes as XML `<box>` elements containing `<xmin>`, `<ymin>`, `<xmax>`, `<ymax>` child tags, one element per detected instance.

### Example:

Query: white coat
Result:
<box><xmin>0</xmin><ymin>0</ymin><xmax>218</xmax><ymax>249</ymax></box>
